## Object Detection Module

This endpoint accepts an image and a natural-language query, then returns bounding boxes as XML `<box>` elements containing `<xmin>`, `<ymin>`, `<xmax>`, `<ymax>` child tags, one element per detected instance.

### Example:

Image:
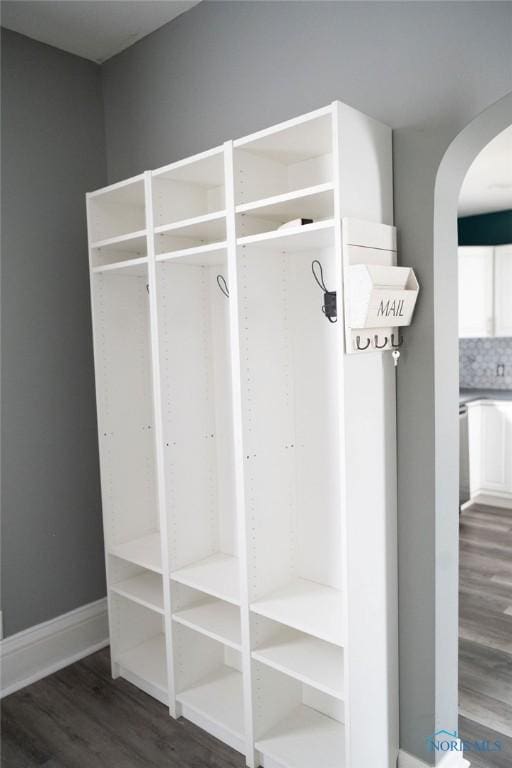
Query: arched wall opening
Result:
<box><xmin>417</xmin><ymin>92</ymin><xmax>512</xmax><ymax>765</ymax></box>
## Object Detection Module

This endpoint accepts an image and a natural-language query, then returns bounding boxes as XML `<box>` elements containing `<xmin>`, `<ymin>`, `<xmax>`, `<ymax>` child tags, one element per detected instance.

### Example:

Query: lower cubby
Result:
<box><xmin>253</xmin><ymin>662</ymin><xmax>345</xmax><ymax>768</ymax></box>
<box><xmin>251</xmin><ymin>615</ymin><xmax>344</xmax><ymax>700</ymax></box>
<box><xmin>172</xmin><ymin>583</ymin><xmax>242</xmax><ymax>650</ymax></box>
<box><xmin>173</xmin><ymin>623</ymin><xmax>245</xmax><ymax>754</ymax></box>
<box><xmin>109</xmin><ymin>556</ymin><xmax>164</xmax><ymax>614</ymax></box>
<box><xmin>110</xmin><ymin>594</ymin><xmax>168</xmax><ymax>705</ymax></box>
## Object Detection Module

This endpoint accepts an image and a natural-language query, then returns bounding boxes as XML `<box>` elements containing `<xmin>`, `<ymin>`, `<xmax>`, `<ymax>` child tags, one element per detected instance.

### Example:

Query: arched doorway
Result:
<box><xmin>431</xmin><ymin>92</ymin><xmax>512</xmax><ymax>766</ymax></box>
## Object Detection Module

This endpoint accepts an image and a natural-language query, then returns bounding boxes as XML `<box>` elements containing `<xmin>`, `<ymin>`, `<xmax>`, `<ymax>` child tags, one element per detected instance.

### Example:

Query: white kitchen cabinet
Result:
<box><xmin>458</xmin><ymin>244</ymin><xmax>512</xmax><ymax>338</ymax></box>
<box><xmin>468</xmin><ymin>400</ymin><xmax>512</xmax><ymax>506</ymax></box>
<box><xmin>87</xmin><ymin>102</ymin><xmax>398</xmax><ymax>768</ymax></box>
<box><xmin>494</xmin><ymin>244</ymin><xmax>512</xmax><ymax>337</ymax></box>
<box><xmin>458</xmin><ymin>246</ymin><xmax>494</xmax><ymax>337</ymax></box>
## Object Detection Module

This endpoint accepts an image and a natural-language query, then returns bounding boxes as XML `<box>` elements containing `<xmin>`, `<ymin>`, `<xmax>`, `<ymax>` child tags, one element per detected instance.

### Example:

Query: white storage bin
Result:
<box><xmin>347</xmin><ymin>264</ymin><xmax>419</xmax><ymax>329</ymax></box>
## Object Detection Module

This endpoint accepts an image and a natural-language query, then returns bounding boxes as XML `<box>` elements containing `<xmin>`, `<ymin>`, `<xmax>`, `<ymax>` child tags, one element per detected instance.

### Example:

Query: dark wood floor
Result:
<box><xmin>3</xmin><ymin>501</ymin><xmax>511</xmax><ymax>768</ymax></box>
<box><xmin>1</xmin><ymin>648</ymin><xmax>245</xmax><ymax>768</ymax></box>
<box><xmin>459</xmin><ymin>502</ymin><xmax>512</xmax><ymax>767</ymax></box>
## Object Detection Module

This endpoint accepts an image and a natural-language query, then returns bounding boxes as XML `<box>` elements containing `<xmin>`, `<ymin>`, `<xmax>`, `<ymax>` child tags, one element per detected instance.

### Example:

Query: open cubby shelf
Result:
<box><xmin>255</xmin><ymin>705</ymin><xmax>346</xmax><ymax>768</ymax></box>
<box><xmin>88</xmin><ymin>101</ymin><xmax>398</xmax><ymax>768</ymax></box>
<box><xmin>251</xmin><ymin>578</ymin><xmax>343</xmax><ymax>647</ymax></box>
<box><xmin>177</xmin><ymin>667</ymin><xmax>245</xmax><ymax>747</ymax></box>
<box><xmin>111</xmin><ymin>571</ymin><xmax>164</xmax><ymax>614</ymax></box>
<box><xmin>235</xmin><ymin>182</ymin><xmax>334</xmax><ymax>240</ymax></box>
<box><xmin>237</xmin><ymin>218</ymin><xmax>335</xmax><ymax>253</ymax></box>
<box><xmin>252</xmin><ymin>623</ymin><xmax>344</xmax><ymax>700</ymax></box>
<box><xmin>117</xmin><ymin>633</ymin><xmax>168</xmax><ymax>702</ymax></box>
<box><xmin>173</xmin><ymin>597</ymin><xmax>241</xmax><ymax>650</ymax></box>
<box><xmin>109</xmin><ymin>532</ymin><xmax>162</xmax><ymax>574</ymax></box>
<box><xmin>171</xmin><ymin>553</ymin><xmax>240</xmax><ymax>606</ymax></box>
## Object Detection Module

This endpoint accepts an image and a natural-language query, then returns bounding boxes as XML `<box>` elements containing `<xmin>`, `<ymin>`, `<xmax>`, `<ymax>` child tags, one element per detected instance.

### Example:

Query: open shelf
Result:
<box><xmin>87</xmin><ymin>176</ymin><xmax>146</xmax><ymax>242</ymax></box>
<box><xmin>235</xmin><ymin>107</ymin><xmax>332</xmax><ymax>163</ymax></box>
<box><xmin>90</xmin><ymin>230</ymin><xmax>147</xmax><ymax>271</ymax></box>
<box><xmin>234</xmin><ymin>107</ymin><xmax>333</xmax><ymax>206</ymax></box>
<box><xmin>154</xmin><ymin>211</ymin><xmax>226</xmax><ymax>255</ymax></box>
<box><xmin>109</xmin><ymin>532</ymin><xmax>162</xmax><ymax>574</ymax></box>
<box><xmin>152</xmin><ymin>147</ymin><xmax>225</xmax><ymax>228</ymax></box>
<box><xmin>117</xmin><ymin>633</ymin><xmax>167</xmax><ymax>702</ymax></box>
<box><xmin>236</xmin><ymin>182</ymin><xmax>333</xmax><ymax>224</ymax></box>
<box><xmin>173</xmin><ymin>598</ymin><xmax>241</xmax><ymax>650</ymax></box>
<box><xmin>154</xmin><ymin>210</ymin><xmax>226</xmax><ymax>236</ymax></box>
<box><xmin>91</xmin><ymin>256</ymin><xmax>148</xmax><ymax>276</ymax></box>
<box><xmin>237</xmin><ymin>219</ymin><xmax>334</xmax><ymax>254</ymax></box>
<box><xmin>90</xmin><ymin>229</ymin><xmax>147</xmax><ymax>252</ymax></box>
<box><xmin>252</xmin><ymin>626</ymin><xmax>344</xmax><ymax>700</ymax></box>
<box><xmin>255</xmin><ymin>705</ymin><xmax>345</xmax><ymax>768</ymax></box>
<box><xmin>111</xmin><ymin>571</ymin><xmax>164</xmax><ymax>614</ymax></box>
<box><xmin>176</xmin><ymin>666</ymin><xmax>244</xmax><ymax>747</ymax></box>
<box><xmin>156</xmin><ymin>241</ymin><xmax>227</xmax><ymax>265</ymax></box>
<box><xmin>171</xmin><ymin>554</ymin><xmax>240</xmax><ymax>606</ymax></box>
<box><xmin>251</xmin><ymin>579</ymin><xmax>343</xmax><ymax>647</ymax></box>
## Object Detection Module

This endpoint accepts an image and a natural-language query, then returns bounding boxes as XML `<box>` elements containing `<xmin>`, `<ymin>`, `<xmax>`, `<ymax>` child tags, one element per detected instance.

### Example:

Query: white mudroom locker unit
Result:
<box><xmin>86</xmin><ymin>102</ymin><xmax>399</xmax><ymax>768</ymax></box>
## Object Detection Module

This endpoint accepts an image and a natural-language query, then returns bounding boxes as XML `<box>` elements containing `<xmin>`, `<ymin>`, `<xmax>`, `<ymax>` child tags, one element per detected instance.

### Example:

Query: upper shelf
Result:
<box><xmin>156</xmin><ymin>241</ymin><xmax>228</xmax><ymax>266</ymax></box>
<box><xmin>234</xmin><ymin>106</ymin><xmax>333</xmax><ymax>164</ymax></box>
<box><xmin>152</xmin><ymin>147</ymin><xmax>225</xmax><ymax>230</ymax></box>
<box><xmin>234</xmin><ymin>107</ymin><xmax>333</xmax><ymax>207</ymax></box>
<box><xmin>237</xmin><ymin>219</ymin><xmax>335</xmax><ymax>255</ymax></box>
<box><xmin>154</xmin><ymin>211</ymin><xmax>227</xmax><ymax>256</ymax></box>
<box><xmin>236</xmin><ymin>182</ymin><xmax>333</xmax><ymax>218</ymax></box>
<box><xmin>87</xmin><ymin>175</ymin><xmax>146</xmax><ymax>243</ymax></box>
<box><xmin>90</xmin><ymin>230</ymin><xmax>147</xmax><ymax>269</ymax></box>
<box><xmin>91</xmin><ymin>256</ymin><xmax>148</xmax><ymax>277</ymax></box>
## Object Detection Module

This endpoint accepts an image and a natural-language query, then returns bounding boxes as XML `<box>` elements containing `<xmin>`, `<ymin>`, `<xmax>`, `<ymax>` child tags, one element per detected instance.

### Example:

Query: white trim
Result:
<box><xmin>398</xmin><ymin>746</ymin><xmax>470</xmax><ymax>767</ymax></box>
<box><xmin>470</xmin><ymin>492</ymin><xmax>512</xmax><ymax>510</ymax></box>
<box><xmin>0</xmin><ymin>598</ymin><xmax>109</xmax><ymax>698</ymax></box>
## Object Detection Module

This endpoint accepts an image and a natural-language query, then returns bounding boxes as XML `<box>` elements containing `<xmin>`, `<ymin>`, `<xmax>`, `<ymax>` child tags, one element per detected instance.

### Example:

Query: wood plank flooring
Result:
<box><xmin>1</xmin><ymin>648</ymin><xmax>245</xmax><ymax>768</ymax></box>
<box><xmin>459</xmin><ymin>502</ymin><xmax>512</xmax><ymax>767</ymax></box>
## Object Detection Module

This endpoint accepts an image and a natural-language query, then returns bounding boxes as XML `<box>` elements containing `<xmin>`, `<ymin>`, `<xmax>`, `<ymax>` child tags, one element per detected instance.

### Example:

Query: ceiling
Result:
<box><xmin>458</xmin><ymin>125</ymin><xmax>512</xmax><ymax>217</ymax></box>
<box><xmin>0</xmin><ymin>0</ymin><xmax>201</xmax><ymax>63</ymax></box>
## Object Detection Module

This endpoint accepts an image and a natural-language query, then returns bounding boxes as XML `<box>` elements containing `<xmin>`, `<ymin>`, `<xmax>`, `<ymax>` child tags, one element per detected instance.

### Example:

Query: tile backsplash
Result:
<box><xmin>459</xmin><ymin>337</ymin><xmax>512</xmax><ymax>389</ymax></box>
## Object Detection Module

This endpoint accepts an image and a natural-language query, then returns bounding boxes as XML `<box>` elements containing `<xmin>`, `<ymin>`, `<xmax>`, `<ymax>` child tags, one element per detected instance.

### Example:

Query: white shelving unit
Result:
<box><xmin>87</xmin><ymin>101</ymin><xmax>398</xmax><ymax>768</ymax></box>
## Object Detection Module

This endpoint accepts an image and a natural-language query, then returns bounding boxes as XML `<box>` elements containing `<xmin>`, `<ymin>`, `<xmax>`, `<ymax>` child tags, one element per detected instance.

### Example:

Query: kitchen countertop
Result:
<box><xmin>460</xmin><ymin>388</ymin><xmax>512</xmax><ymax>404</ymax></box>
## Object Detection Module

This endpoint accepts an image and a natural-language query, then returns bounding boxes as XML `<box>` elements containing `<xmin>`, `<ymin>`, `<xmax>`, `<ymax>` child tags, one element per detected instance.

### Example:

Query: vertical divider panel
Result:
<box><xmin>332</xmin><ymin>101</ymin><xmax>351</xmax><ymax>764</ymax></box>
<box><xmin>224</xmin><ymin>140</ymin><xmax>256</xmax><ymax>768</ymax></box>
<box><xmin>86</xmin><ymin>193</ymin><xmax>120</xmax><ymax>679</ymax></box>
<box><xmin>145</xmin><ymin>171</ymin><xmax>177</xmax><ymax>717</ymax></box>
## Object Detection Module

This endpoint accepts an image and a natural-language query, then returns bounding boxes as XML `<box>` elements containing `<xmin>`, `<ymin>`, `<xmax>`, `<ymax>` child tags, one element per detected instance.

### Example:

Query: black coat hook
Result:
<box><xmin>311</xmin><ymin>260</ymin><xmax>337</xmax><ymax>323</ymax></box>
<box><xmin>356</xmin><ymin>335</ymin><xmax>371</xmax><ymax>350</ymax></box>
<box><xmin>374</xmin><ymin>335</ymin><xmax>388</xmax><ymax>349</ymax></box>
<box><xmin>391</xmin><ymin>333</ymin><xmax>404</xmax><ymax>348</ymax></box>
<box><xmin>216</xmin><ymin>274</ymin><xmax>230</xmax><ymax>298</ymax></box>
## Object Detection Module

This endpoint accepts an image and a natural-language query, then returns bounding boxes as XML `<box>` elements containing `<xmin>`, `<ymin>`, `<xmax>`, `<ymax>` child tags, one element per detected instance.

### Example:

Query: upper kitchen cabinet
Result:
<box><xmin>458</xmin><ymin>245</ymin><xmax>512</xmax><ymax>337</ymax></box>
<box><xmin>495</xmin><ymin>244</ymin><xmax>512</xmax><ymax>337</ymax></box>
<box><xmin>458</xmin><ymin>246</ymin><xmax>493</xmax><ymax>337</ymax></box>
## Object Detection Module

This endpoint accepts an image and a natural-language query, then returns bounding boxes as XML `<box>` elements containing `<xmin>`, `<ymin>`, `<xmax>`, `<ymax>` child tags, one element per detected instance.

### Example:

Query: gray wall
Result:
<box><xmin>1</xmin><ymin>29</ymin><xmax>107</xmax><ymax>636</ymax></box>
<box><xmin>100</xmin><ymin>2</ymin><xmax>512</xmax><ymax>763</ymax></box>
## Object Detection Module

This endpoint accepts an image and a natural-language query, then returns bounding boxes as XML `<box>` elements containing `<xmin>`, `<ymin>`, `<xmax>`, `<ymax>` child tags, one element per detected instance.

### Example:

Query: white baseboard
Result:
<box><xmin>0</xmin><ymin>598</ymin><xmax>109</xmax><ymax>698</ymax></box>
<box><xmin>470</xmin><ymin>492</ymin><xmax>512</xmax><ymax>510</ymax></box>
<box><xmin>398</xmin><ymin>745</ymin><xmax>470</xmax><ymax>767</ymax></box>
